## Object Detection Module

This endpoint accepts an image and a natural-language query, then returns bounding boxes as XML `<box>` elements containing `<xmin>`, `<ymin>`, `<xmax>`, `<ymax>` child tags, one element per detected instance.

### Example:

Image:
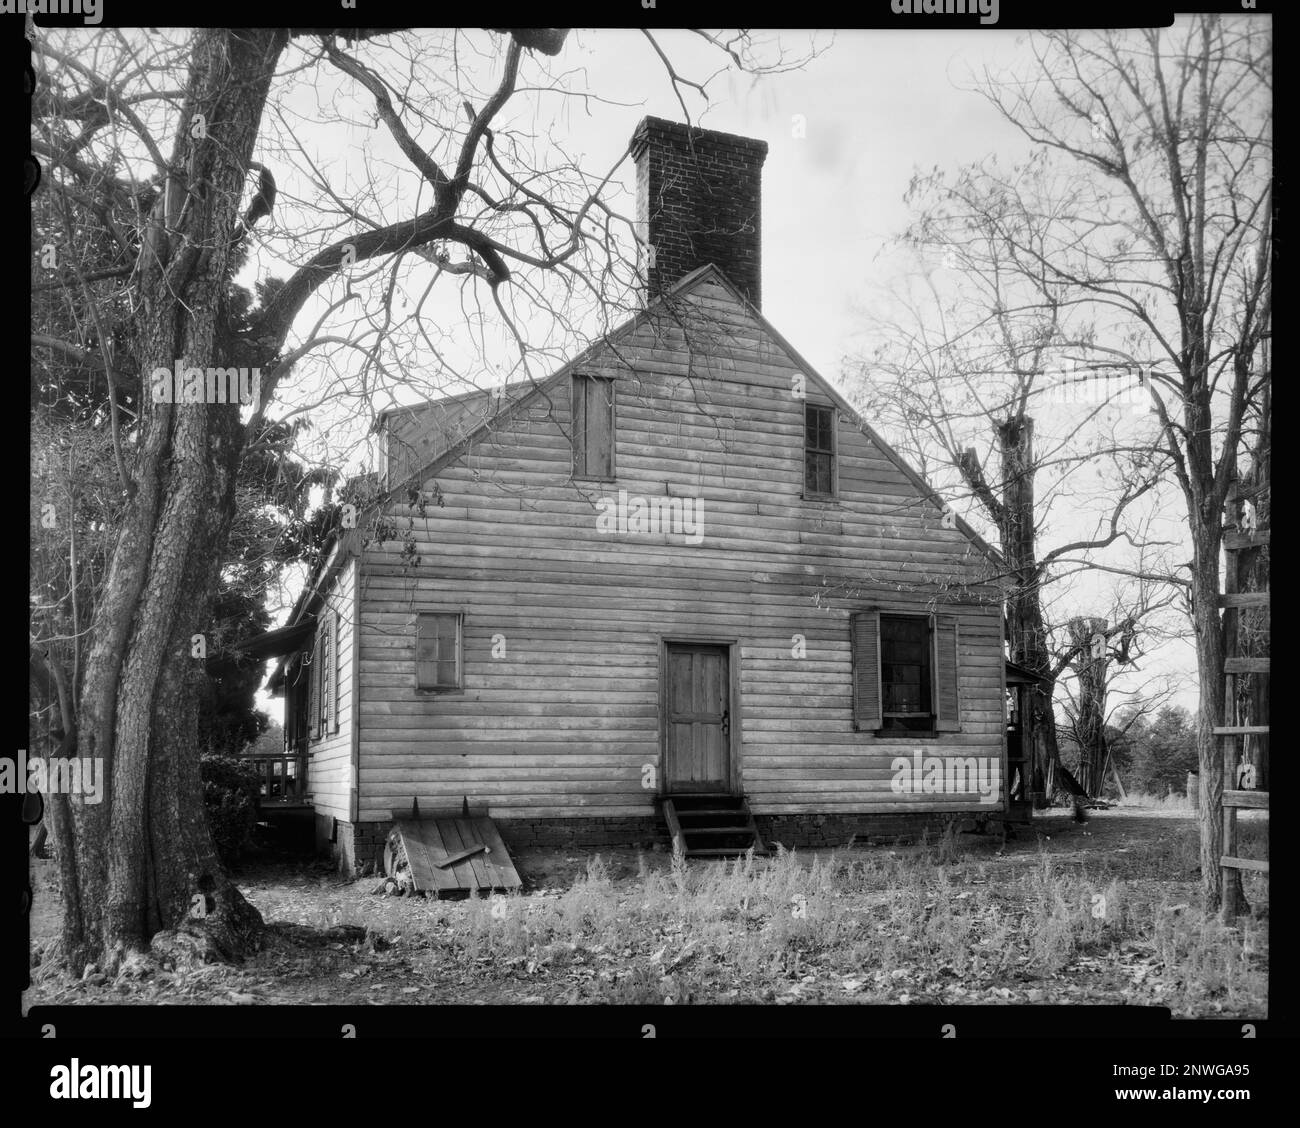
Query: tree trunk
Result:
<box><xmin>60</xmin><ymin>29</ymin><xmax>287</xmax><ymax>974</ymax></box>
<box><xmin>997</xmin><ymin>416</ymin><xmax>1064</xmax><ymax>807</ymax></box>
<box><xmin>1190</xmin><ymin>527</ymin><xmax>1230</xmax><ymax>914</ymax></box>
<box><xmin>1068</xmin><ymin>616</ymin><xmax>1109</xmax><ymax>797</ymax></box>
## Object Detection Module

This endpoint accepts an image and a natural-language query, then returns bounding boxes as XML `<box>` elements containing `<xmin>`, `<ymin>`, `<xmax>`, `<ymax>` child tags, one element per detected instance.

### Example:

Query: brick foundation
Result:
<box><xmin>323</xmin><ymin>812</ymin><xmax>976</xmax><ymax>875</ymax></box>
<box><xmin>755</xmin><ymin>813</ymin><xmax>960</xmax><ymax>851</ymax></box>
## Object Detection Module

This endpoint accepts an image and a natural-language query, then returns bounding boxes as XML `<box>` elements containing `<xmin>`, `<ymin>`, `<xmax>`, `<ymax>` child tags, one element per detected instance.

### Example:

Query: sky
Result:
<box><xmin>241</xmin><ymin>26</ymin><xmax>1234</xmax><ymax>721</ymax></box>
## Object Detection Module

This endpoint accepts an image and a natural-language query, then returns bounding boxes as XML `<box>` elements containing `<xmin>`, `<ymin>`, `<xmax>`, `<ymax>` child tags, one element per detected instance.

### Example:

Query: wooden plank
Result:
<box><xmin>435</xmin><ymin>844</ymin><xmax>488</xmax><ymax>868</ymax></box>
<box><xmin>425</xmin><ymin>818</ymin><xmax>470</xmax><ymax>892</ymax></box>
<box><xmin>406</xmin><ymin>818</ymin><xmax>461</xmax><ymax>893</ymax></box>
<box><xmin>451</xmin><ymin>818</ymin><xmax>494</xmax><ymax>890</ymax></box>
<box><xmin>1216</xmin><ymin>592</ymin><xmax>1269</xmax><ymax>608</ymax></box>
<box><xmin>391</xmin><ymin>819</ymin><xmax>440</xmax><ymax>892</ymax></box>
<box><xmin>1223</xmin><ymin>790</ymin><xmax>1269</xmax><ymax>810</ymax></box>
<box><xmin>1224</xmin><ymin>658</ymin><xmax>1269</xmax><ymax>674</ymax></box>
<box><xmin>1224</xmin><ymin>531</ymin><xmax>1269</xmax><ymax>550</ymax></box>
<box><xmin>661</xmin><ymin>799</ymin><xmax>686</xmax><ymax>856</ymax></box>
<box><xmin>473</xmin><ymin>817</ymin><xmax>523</xmax><ymax>890</ymax></box>
<box><xmin>1220</xmin><ymin>856</ymin><xmax>1270</xmax><ymax>873</ymax></box>
<box><xmin>1213</xmin><ymin>725</ymin><xmax>1270</xmax><ymax>736</ymax></box>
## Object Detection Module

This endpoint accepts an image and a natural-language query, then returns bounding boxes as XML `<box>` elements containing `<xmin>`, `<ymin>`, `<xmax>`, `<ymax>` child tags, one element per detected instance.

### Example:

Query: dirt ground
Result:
<box><xmin>22</xmin><ymin>806</ymin><xmax>1268</xmax><ymax>1014</ymax></box>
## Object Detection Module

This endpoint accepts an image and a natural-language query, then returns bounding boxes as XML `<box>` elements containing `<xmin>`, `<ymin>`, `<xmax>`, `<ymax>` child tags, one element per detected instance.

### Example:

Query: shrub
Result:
<box><xmin>200</xmin><ymin>753</ymin><xmax>263</xmax><ymax>867</ymax></box>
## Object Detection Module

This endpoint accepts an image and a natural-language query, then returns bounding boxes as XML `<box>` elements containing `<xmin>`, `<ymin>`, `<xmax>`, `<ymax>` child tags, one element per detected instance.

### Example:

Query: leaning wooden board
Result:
<box><xmin>389</xmin><ymin>815</ymin><xmax>522</xmax><ymax>894</ymax></box>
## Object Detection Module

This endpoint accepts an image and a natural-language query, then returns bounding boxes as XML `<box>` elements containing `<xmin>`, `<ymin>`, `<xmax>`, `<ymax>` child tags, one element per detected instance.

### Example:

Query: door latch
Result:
<box><xmin>720</xmin><ymin>709</ymin><xmax>730</xmax><ymax>737</ymax></box>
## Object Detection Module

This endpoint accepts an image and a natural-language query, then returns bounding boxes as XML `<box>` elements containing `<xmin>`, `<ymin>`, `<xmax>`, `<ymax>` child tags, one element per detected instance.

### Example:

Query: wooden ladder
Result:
<box><xmin>1217</xmin><ymin>479</ymin><xmax>1269</xmax><ymax>919</ymax></box>
<box><xmin>661</xmin><ymin>793</ymin><xmax>769</xmax><ymax>858</ymax></box>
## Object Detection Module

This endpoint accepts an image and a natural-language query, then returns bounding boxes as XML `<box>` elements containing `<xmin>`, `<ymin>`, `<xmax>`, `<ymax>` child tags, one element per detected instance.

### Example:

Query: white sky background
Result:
<box><xmin>240</xmin><ymin>27</ymin><xmax>1222</xmax><ymax>722</ymax></box>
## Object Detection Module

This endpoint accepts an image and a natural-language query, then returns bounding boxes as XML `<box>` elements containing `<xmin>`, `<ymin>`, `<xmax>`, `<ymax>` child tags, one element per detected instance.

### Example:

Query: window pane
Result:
<box><xmin>417</xmin><ymin>614</ymin><xmax>460</xmax><ymax>688</ymax></box>
<box><xmin>880</xmin><ymin>615</ymin><xmax>931</xmax><ymax>717</ymax></box>
<box><xmin>437</xmin><ymin>630</ymin><xmax>457</xmax><ymax>662</ymax></box>
<box><xmin>804</xmin><ymin>407</ymin><xmax>834</xmax><ymax>494</ymax></box>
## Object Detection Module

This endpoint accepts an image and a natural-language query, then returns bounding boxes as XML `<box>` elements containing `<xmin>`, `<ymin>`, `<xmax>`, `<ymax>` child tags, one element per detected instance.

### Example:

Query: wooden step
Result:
<box><xmin>682</xmin><ymin>825</ymin><xmax>757</xmax><ymax>836</ymax></box>
<box><xmin>674</xmin><ymin>807</ymin><xmax>749</xmax><ymax>817</ymax></box>
<box><xmin>662</xmin><ymin>795</ymin><xmax>769</xmax><ymax>858</ymax></box>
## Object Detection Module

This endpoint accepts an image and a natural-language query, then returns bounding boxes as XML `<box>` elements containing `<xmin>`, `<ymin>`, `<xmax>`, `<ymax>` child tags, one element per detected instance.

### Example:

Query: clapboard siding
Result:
<box><xmin>305</xmin><ymin>558</ymin><xmax>356</xmax><ymax>822</ymax></box>
<box><xmin>354</xmin><ymin>274</ymin><xmax>1005</xmax><ymax>821</ymax></box>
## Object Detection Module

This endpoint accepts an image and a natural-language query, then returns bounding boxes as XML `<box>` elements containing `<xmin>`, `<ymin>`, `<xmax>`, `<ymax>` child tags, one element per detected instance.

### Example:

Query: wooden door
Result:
<box><xmin>664</xmin><ymin>644</ymin><xmax>731</xmax><ymax>792</ymax></box>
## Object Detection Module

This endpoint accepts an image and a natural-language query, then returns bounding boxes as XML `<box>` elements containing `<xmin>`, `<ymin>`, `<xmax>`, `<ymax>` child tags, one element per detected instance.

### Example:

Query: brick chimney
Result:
<box><xmin>630</xmin><ymin>116</ymin><xmax>769</xmax><ymax>308</ymax></box>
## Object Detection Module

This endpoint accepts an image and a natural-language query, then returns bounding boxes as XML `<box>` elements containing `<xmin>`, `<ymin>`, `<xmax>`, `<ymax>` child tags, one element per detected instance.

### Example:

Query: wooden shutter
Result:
<box><xmin>850</xmin><ymin>610</ymin><xmax>883</xmax><ymax>731</ymax></box>
<box><xmin>308</xmin><ymin>632</ymin><xmax>321</xmax><ymax>740</ymax></box>
<box><xmin>571</xmin><ymin>376</ymin><xmax>587</xmax><ymax>474</ymax></box>
<box><xmin>931</xmin><ymin>613</ymin><xmax>962</xmax><ymax>731</ymax></box>
<box><xmin>572</xmin><ymin>375</ymin><xmax>614</xmax><ymax>478</ymax></box>
<box><xmin>327</xmin><ymin>610</ymin><xmax>339</xmax><ymax>734</ymax></box>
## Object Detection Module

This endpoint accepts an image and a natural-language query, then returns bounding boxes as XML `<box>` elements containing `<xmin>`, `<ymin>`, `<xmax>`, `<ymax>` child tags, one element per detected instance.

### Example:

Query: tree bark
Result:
<box><xmin>1068</xmin><ymin>617</ymin><xmax>1109</xmax><ymax>797</ymax></box>
<box><xmin>997</xmin><ymin>417</ymin><xmax>1064</xmax><ymax>807</ymax></box>
<box><xmin>63</xmin><ymin>29</ymin><xmax>288</xmax><ymax>973</ymax></box>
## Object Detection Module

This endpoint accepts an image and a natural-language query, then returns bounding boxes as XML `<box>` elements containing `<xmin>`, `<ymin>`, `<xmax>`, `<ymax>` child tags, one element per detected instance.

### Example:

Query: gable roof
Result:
<box><xmin>273</xmin><ymin>263</ymin><xmax>1010</xmax><ymax>676</ymax></box>
<box><xmin>371</xmin><ymin>263</ymin><xmax>1007</xmax><ymax>575</ymax></box>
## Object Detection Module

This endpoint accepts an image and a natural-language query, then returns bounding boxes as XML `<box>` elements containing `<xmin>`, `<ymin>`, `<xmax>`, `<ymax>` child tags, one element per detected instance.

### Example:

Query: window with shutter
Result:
<box><xmin>572</xmin><ymin>375</ymin><xmax>615</xmax><ymax>480</ymax></box>
<box><xmin>416</xmin><ymin>613</ymin><xmax>462</xmax><ymax>690</ymax></box>
<box><xmin>850</xmin><ymin>610</ymin><xmax>882</xmax><ymax>731</ymax></box>
<box><xmin>856</xmin><ymin>612</ymin><xmax>964</xmax><ymax>735</ymax></box>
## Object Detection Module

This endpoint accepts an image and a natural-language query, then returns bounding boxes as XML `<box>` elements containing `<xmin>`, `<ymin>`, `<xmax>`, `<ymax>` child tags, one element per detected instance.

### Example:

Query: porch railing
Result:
<box><xmin>243</xmin><ymin>750</ymin><xmax>310</xmax><ymax>805</ymax></box>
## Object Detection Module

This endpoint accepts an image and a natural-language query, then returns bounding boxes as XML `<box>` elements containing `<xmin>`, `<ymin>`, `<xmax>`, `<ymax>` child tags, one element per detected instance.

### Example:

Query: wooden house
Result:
<box><xmin>258</xmin><ymin>117</ymin><xmax>1015</xmax><ymax>872</ymax></box>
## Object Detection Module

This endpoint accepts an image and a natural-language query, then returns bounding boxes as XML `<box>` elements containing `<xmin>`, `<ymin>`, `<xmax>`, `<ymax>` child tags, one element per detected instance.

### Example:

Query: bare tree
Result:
<box><xmin>859</xmin><ymin>17</ymin><xmax>1270</xmax><ymax>909</ymax></box>
<box><xmin>848</xmin><ymin>261</ymin><xmax>1176</xmax><ymax>809</ymax></box>
<box><xmin>29</xmin><ymin>25</ymin><xmax>818</xmax><ymax>972</ymax></box>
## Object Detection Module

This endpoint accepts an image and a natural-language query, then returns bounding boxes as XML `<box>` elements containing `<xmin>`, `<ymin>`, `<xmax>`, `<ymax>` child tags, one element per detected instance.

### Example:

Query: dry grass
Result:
<box><xmin>238</xmin><ymin>817</ymin><xmax>1265</xmax><ymax>1014</ymax></box>
<box><xmin>26</xmin><ymin>810</ymin><xmax>1268</xmax><ymax>1016</ymax></box>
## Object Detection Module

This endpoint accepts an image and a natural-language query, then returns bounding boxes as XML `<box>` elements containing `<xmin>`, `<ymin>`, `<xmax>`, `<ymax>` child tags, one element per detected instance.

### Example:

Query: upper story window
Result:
<box><xmin>572</xmin><ymin>375</ymin><xmax>615</xmax><ymax>480</ymax></box>
<box><xmin>804</xmin><ymin>403</ymin><xmax>836</xmax><ymax>497</ymax></box>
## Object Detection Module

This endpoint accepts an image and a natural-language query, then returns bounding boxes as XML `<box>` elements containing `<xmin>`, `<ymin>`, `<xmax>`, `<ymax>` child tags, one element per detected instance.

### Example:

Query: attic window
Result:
<box><xmin>572</xmin><ymin>375</ymin><xmax>615</xmax><ymax>480</ymax></box>
<box><xmin>804</xmin><ymin>404</ymin><xmax>836</xmax><ymax>497</ymax></box>
<box><xmin>416</xmin><ymin>613</ymin><xmax>462</xmax><ymax>691</ymax></box>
